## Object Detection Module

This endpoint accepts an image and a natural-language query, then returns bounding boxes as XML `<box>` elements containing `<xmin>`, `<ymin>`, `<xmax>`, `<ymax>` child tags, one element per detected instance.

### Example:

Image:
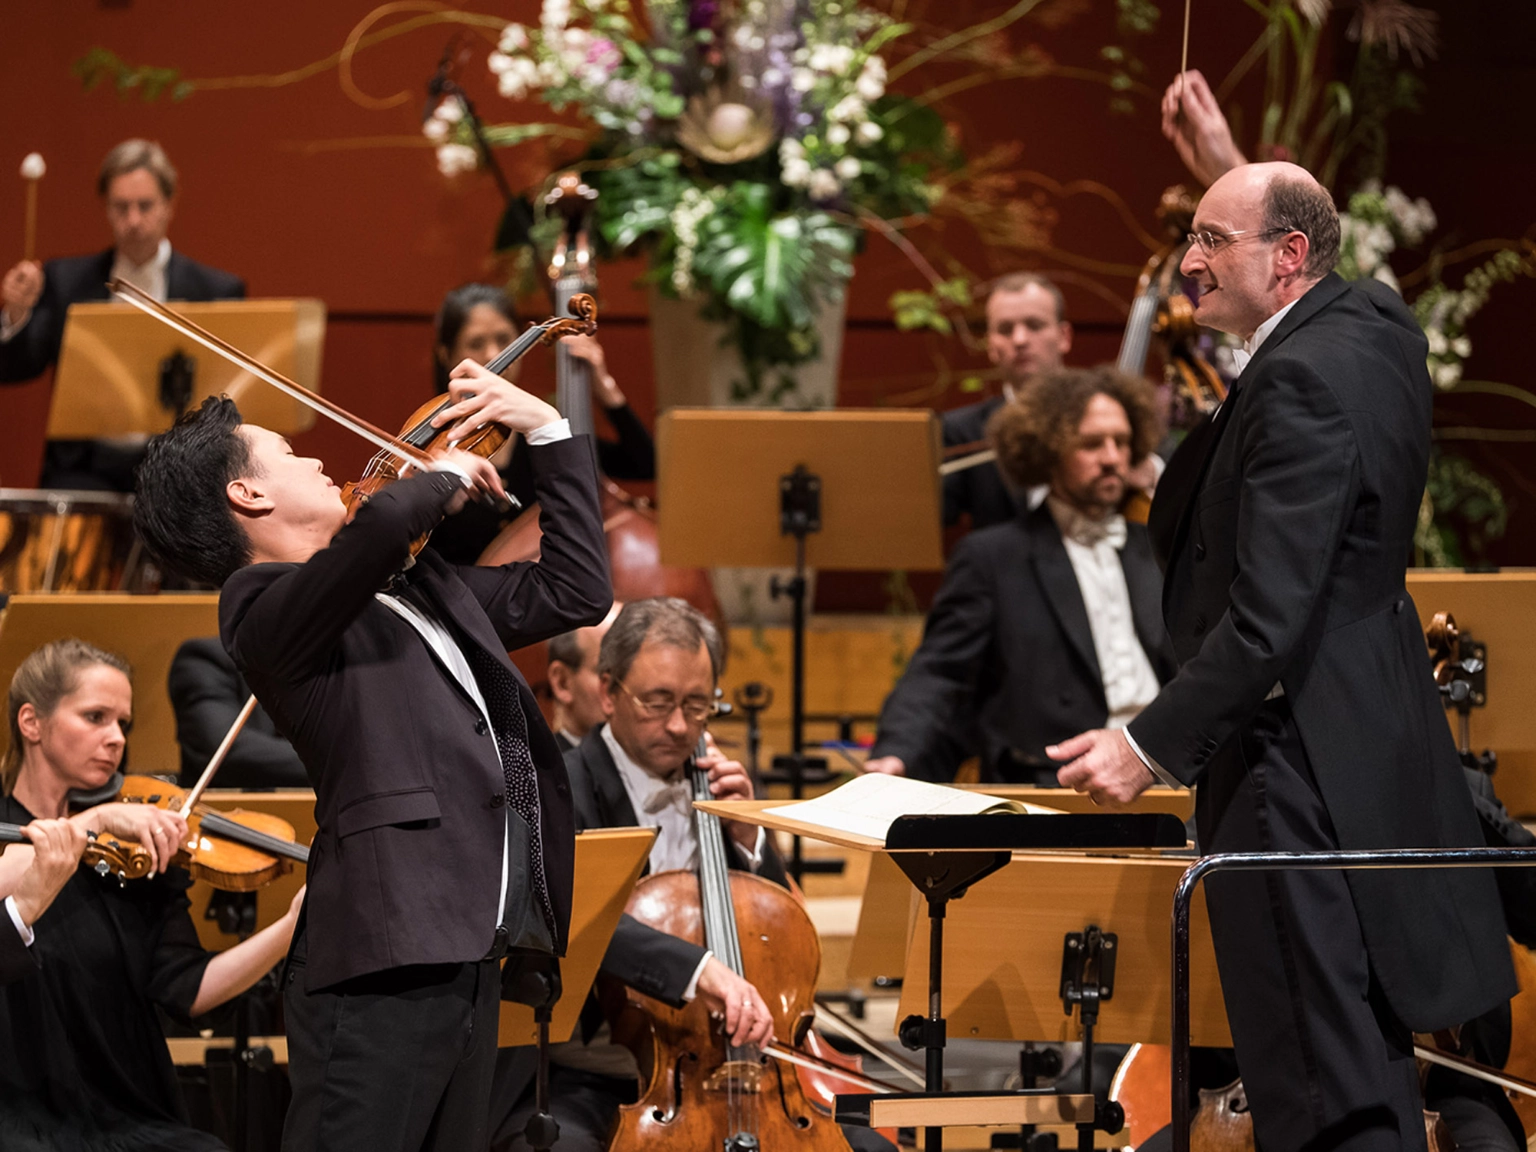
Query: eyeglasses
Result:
<box><xmin>617</xmin><ymin>681</ymin><xmax>717</xmax><ymax>724</ymax></box>
<box><xmin>1186</xmin><ymin>227</ymin><xmax>1296</xmax><ymax>255</ymax></box>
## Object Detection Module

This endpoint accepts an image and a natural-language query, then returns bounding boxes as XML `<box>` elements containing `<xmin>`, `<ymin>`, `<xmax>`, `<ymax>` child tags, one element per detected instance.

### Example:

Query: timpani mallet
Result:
<box><xmin>20</xmin><ymin>152</ymin><xmax>45</xmax><ymax>262</ymax></box>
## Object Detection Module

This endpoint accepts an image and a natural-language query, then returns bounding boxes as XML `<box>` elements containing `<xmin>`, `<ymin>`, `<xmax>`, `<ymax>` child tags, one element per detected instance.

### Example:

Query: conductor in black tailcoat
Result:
<box><xmin>132</xmin><ymin>359</ymin><xmax>612</xmax><ymax>1152</ymax></box>
<box><xmin>1051</xmin><ymin>162</ymin><xmax>1515</xmax><ymax>1152</ymax></box>
<box><xmin>0</xmin><ymin>140</ymin><xmax>244</xmax><ymax>491</ymax></box>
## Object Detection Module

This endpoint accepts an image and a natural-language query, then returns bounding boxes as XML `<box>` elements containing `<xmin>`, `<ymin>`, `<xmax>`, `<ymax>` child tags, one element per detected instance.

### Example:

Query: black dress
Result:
<box><xmin>0</xmin><ymin>795</ymin><xmax>222</xmax><ymax>1152</ymax></box>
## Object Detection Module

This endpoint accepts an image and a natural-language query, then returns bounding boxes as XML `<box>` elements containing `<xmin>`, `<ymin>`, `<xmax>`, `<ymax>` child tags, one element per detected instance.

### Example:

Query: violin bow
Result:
<box><xmin>177</xmin><ymin>696</ymin><xmax>259</xmax><ymax>819</ymax></box>
<box><xmin>1413</xmin><ymin>1043</ymin><xmax>1536</xmax><ymax>1101</ymax></box>
<box><xmin>107</xmin><ymin>279</ymin><xmax>436</xmax><ymax>471</ymax></box>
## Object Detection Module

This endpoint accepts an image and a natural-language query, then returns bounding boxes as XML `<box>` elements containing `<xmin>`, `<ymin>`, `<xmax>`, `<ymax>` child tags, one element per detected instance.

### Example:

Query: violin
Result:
<box><xmin>341</xmin><ymin>292</ymin><xmax>597</xmax><ymax>530</ymax></box>
<box><xmin>0</xmin><ymin>819</ymin><xmax>155</xmax><ymax>885</ymax></box>
<box><xmin>606</xmin><ymin>735</ymin><xmax>854</xmax><ymax>1152</ymax></box>
<box><xmin>107</xmin><ymin>774</ymin><xmax>308</xmax><ymax>892</ymax></box>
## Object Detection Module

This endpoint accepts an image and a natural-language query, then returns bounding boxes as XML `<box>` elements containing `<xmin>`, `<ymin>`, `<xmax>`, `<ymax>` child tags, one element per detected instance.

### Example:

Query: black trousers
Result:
<box><xmin>1196</xmin><ymin>699</ymin><xmax>1426</xmax><ymax>1152</ymax></box>
<box><xmin>281</xmin><ymin>937</ymin><xmax>501</xmax><ymax>1152</ymax></box>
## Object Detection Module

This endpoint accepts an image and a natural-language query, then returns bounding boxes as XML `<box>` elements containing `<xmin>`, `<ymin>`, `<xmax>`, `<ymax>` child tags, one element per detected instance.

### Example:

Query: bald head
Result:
<box><xmin>1181</xmin><ymin>161</ymin><xmax>1340</xmax><ymax>338</ymax></box>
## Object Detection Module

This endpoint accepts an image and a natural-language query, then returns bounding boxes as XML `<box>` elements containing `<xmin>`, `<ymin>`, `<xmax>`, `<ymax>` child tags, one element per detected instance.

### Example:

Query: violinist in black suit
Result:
<box><xmin>1052</xmin><ymin>162</ymin><xmax>1515</xmax><ymax>1152</ymax></box>
<box><xmin>490</xmin><ymin>597</ymin><xmax>779</xmax><ymax>1152</ymax></box>
<box><xmin>132</xmin><ymin>362</ymin><xmax>611</xmax><ymax>1152</ymax></box>
<box><xmin>866</xmin><ymin>367</ymin><xmax>1175</xmax><ymax>784</ymax></box>
<box><xmin>0</xmin><ymin>140</ymin><xmax>245</xmax><ymax>490</ymax></box>
<box><xmin>941</xmin><ymin>273</ymin><xmax>1072</xmax><ymax>529</ymax></box>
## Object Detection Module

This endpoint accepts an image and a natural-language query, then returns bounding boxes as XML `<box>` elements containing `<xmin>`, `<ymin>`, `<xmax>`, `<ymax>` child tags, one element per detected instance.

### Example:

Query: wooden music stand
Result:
<box><xmin>49</xmin><ymin>299</ymin><xmax>325</xmax><ymax>439</ymax></box>
<box><xmin>657</xmin><ymin>409</ymin><xmax>944</xmax><ymax>879</ymax></box>
<box><xmin>698</xmin><ymin>798</ymin><xmax>1192</xmax><ymax>1151</ymax></box>
<box><xmin>846</xmin><ymin>787</ymin><xmax>1197</xmax><ymax>983</ymax></box>
<box><xmin>500</xmin><ymin>826</ymin><xmax>656</xmax><ymax>1046</ymax></box>
<box><xmin>0</xmin><ymin>593</ymin><xmax>219</xmax><ymax>775</ymax></box>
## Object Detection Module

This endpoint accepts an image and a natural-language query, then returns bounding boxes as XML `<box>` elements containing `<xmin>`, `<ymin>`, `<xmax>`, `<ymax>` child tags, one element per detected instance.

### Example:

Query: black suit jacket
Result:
<box><xmin>220</xmin><ymin>438</ymin><xmax>611</xmax><ymax>991</ymax></box>
<box><xmin>1</xmin><ymin>248</ymin><xmax>246</xmax><ymax>490</ymax></box>
<box><xmin>941</xmin><ymin>395</ymin><xmax>1017</xmax><ymax>529</ymax></box>
<box><xmin>872</xmin><ymin>501</ymin><xmax>1175</xmax><ymax>782</ymax></box>
<box><xmin>168</xmin><ymin>638</ymin><xmax>309</xmax><ymax>789</ymax></box>
<box><xmin>1131</xmin><ymin>274</ymin><xmax>1515</xmax><ymax>1031</ymax></box>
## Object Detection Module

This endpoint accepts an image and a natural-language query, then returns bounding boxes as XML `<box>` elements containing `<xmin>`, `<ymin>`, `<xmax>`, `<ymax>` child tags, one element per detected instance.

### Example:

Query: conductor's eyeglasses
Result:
<box><xmin>619</xmin><ymin>682</ymin><xmax>717</xmax><ymax>723</ymax></box>
<box><xmin>1186</xmin><ymin>227</ymin><xmax>1295</xmax><ymax>255</ymax></box>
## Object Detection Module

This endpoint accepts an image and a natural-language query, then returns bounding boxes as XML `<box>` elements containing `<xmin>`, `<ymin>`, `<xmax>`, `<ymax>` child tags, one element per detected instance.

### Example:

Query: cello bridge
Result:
<box><xmin>704</xmin><ymin>1060</ymin><xmax>764</xmax><ymax>1093</ymax></box>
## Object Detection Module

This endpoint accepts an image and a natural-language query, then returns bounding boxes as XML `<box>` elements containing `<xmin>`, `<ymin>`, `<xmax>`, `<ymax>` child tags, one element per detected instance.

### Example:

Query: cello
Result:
<box><xmin>607</xmin><ymin>734</ymin><xmax>854</xmax><ymax>1152</ymax></box>
<box><xmin>478</xmin><ymin>173</ymin><xmax>720</xmax><ymax>618</ymax></box>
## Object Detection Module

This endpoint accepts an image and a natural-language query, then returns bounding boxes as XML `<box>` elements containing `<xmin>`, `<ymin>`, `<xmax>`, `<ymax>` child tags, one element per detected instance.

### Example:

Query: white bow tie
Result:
<box><xmin>1062</xmin><ymin>512</ymin><xmax>1127</xmax><ymax>551</ymax></box>
<box><xmin>642</xmin><ymin>778</ymin><xmax>693</xmax><ymax>816</ymax></box>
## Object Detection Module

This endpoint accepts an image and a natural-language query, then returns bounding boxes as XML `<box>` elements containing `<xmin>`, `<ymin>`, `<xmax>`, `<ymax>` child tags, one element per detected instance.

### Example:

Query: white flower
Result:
<box><xmin>809</xmin><ymin>44</ymin><xmax>854</xmax><ymax>73</ymax></box>
<box><xmin>828</xmin><ymin>95</ymin><xmax>864</xmax><ymax>123</ymax></box>
<box><xmin>434</xmin><ymin>99</ymin><xmax>464</xmax><ymax>123</ymax></box>
<box><xmin>855</xmin><ymin>56</ymin><xmax>886</xmax><ymax>102</ymax></box>
<box><xmin>498</xmin><ymin>57</ymin><xmax>541</xmax><ymax>99</ymax></box>
<box><xmin>826</xmin><ymin>123</ymin><xmax>850</xmax><ymax>146</ymax></box>
<box><xmin>1452</xmin><ymin>336</ymin><xmax>1472</xmax><ymax>358</ymax></box>
<box><xmin>856</xmin><ymin>120</ymin><xmax>883</xmax><ymax>144</ymax></box>
<box><xmin>1431</xmin><ymin>359</ymin><xmax>1462</xmax><ymax>389</ymax></box>
<box><xmin>781</xmin><ymin>157</ymin><xmax>812</xmax><ymax>187</ymax></box>
<box><xmin>835</xmin><ymin>155</ymin><xmax>860</xmax><ymax>181</ymax></box>
<box><xmin>1425</xmin><ymin>327</ymin><xmax>1449</xmax><ymax>356</ymax></box>
<box><xmin>436</xmin><ymin>143</ymin><xmax>478</xmax><ymax>177</ymax></box>
<box><xmin>499</xmin><ymin>23</ymin><xmax>529</xmax><ymax>52</ymax></box>
<box><xmin>779</xmin><ymin>137</ymin><xmax>805</xmax><ymax>163</ymax></box>
<box><xmin>423</xmin><ymin>117</ymin><xmax>450</xmax><ymax>142</ymax></box>
<box><xmin>541</xmin><ymin>0</ymin><xmax>571</xmax><ymax>29</ymax></box>
<box><xmin>808</xmin><ymin>168</ymin><xmax>840</xmax><ymax>199</ymax></box>
<box><xmin>791</xmin><ymin>68</ymin><xmax>816</xmax><ymax>93</ymax></box>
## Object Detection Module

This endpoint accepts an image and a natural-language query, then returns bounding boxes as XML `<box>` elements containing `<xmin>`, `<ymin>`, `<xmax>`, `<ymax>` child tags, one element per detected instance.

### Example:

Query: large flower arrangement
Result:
<box><xmin>424</xmin><ymin>0</ymin><xmax>956</xmax><ymax>401</ymax></box>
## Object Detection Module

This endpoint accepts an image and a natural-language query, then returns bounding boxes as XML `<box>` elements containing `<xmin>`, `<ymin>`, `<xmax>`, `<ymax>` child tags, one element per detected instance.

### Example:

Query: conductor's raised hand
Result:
<box><xmin>1161</xmin><ymin>70</ymin><xmax>1246</xmax><ymax>188</ymax></box>
<box><xmin>1048</xmin><ymin>728</ymin><xmax>1154</xmax><ymax>807</ymax></box>
<box><xmin>434</xmin><ymin>360</ymin><xmax>561</xmax><ymax>440</ymax></box>
<box><xmin>1</xmin><ymin>260</ymin><xmax>43</xmax><ymax>326</ymax></box>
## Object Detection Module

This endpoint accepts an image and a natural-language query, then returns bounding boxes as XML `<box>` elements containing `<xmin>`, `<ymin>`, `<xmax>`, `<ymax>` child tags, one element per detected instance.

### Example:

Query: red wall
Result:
<box><xmin>2</xmin><ymin>0</ymin><xmax>1531</xmax><ymax>576</ymax></box>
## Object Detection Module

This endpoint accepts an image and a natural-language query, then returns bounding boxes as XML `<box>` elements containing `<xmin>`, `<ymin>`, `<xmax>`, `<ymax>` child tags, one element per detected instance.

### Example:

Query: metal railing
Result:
<box><xmin>1170</xmin><ymin>846</ymin><xmax>1536</xmax><ymax>1152</ymax></box>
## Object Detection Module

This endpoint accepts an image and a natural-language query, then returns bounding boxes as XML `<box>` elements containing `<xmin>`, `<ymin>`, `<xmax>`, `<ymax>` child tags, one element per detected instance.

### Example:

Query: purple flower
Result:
<box><xmin>688</xmin><ymin>0</ymin><xmax>719</xmax><ymax>32</ymax></box>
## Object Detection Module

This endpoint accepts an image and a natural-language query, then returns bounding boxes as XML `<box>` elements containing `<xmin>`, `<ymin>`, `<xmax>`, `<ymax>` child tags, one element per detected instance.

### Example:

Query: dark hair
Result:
<box><xmin>434</xmin><ymin>283</ymin><xmax>517</xmax><ymax>394</ymax></box>
<box><xmin>134</xmin><ymin>396</ymin><xmax>257</xmax><ymax>587</ymax></box>
<box><xmin>98</xmin><ymin>139</ymin><xmax>177</xmax><ymax>200</ymax></box>
<box><xmin>988</xmin><ymin>272</ymin><xmax>1067</xmax><ymax>324</ymax></box>
<box><xmin>598</xmin><ymin>598</ymin><xmax>724</xmax><ymax>685</ymax></box>
<box><xmin>988</xmin><ymin>366</ymin><xmax>1163</xmax><ymax>489</ymax></box>
<box><xmin>1262</xmin><ymin>176</ymin><xmax>1341</xmax><ymax>279</ymax></box>
<box><xmin>548</xmin><ymin>629</ymin><xmax>587</xmax><ymax>671</ymax></box>
<box><xmin>5</xmin><ymin>639</ymin><xmax>132</xmax><ymax>795</ymax></box>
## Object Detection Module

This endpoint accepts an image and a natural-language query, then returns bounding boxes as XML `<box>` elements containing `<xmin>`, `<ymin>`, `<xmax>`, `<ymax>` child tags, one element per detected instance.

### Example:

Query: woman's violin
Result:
<box><xmin>63</xmin><ymin>774</ymin><xmax>310</xmax><ymax>892</ymax></box>
<box><xmin>0</xmin><ymin>819</ymin><xmax>155</xmax><ymax>885</ymax></box>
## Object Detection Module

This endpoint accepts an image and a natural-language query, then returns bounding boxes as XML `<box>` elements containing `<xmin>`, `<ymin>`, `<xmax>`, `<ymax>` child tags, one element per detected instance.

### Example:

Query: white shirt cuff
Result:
<box><xmin>0</xmin><ymin>310</ymin><xmax>29</xmax><ymax>343</ymax></box>
<box><xmin>5</xmin><ymin>895</ymin><xmax>35</xmax><ymax>947</ymax></box>
<box><xmin>1123</xmin><ymin>727</ymin><xmax>1183</xmax><ymax>789</ymax></box>
<box><xmin>525</xmin><ymin>418</ymin><xmax>572</xmax><ymax>445</ymax></box>
<box><xmin>731</xmin><ymin>826</ymin><xmax>767</xmax><ymax>872</ymax></box>
<box><xmin>682</xmin><ymin>950</ymin><xmax>714</xmax><ymax>1002</ymax></box>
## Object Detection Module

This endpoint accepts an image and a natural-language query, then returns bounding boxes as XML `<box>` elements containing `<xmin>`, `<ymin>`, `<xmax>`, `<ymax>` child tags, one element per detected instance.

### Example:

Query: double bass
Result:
<box><xmin>606</xmin><ymin>735</ymin><xmax>854</xmax><ymax>1152</ymax></box>
<box><xmin>478</xmin><ymin>173</ymin><xmax>720</xmax><ymax>618</ymax></box>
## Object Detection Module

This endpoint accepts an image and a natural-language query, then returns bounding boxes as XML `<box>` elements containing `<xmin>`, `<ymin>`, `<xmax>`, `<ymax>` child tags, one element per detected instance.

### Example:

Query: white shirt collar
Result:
<box><xmin>110</xmin><ymin>239</ymin><xmax>173</xmax><ymax>302</ymax></box>
<box><xmin>1232</xmin><ymin>298</ymin><xmax>1300</xmax><ymax>375</ymax></box>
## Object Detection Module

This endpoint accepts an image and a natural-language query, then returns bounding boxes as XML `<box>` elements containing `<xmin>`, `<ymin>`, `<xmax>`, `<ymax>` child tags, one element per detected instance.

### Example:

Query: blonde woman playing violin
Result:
<box><xmin>0</xmin><ymin>638</ymin><xmax>299</xmax><ymax>1152</ymax></box>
